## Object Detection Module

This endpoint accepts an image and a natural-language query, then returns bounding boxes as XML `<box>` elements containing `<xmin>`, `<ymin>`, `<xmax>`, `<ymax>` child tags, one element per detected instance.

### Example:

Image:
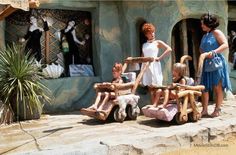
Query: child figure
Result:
<box><xmin>89</xmin><ymin>63</ymin><xmax>123</xmax><ymax>110</ymax></box>
<box><xmin>153</xmin><ymin>62</ymin><xmax>189</xmax><ymax>108</ymax></box>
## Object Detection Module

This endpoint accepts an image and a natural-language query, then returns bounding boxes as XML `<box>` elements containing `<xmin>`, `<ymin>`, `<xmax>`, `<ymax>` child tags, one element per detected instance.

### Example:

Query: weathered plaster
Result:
<box><xmin>0</xmin><ymin>20</ymin><xmax>5</xmax><ymax>49</ymax></box>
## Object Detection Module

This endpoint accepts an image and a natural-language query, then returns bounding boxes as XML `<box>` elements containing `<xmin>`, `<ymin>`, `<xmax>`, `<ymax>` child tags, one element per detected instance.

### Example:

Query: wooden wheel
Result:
<box><xmin>127</xmin><ymin>105</ymin><xmax>139</xmax><ymax>120</ymax></box>
<box><xmin>188</xmin><ymin>112</ymin><xmax>200</xmax><ymax>122</ymax></box>
<box><xmin>175</xmin><ymin>112</ymin><xmax>187</xmax><ymax>125</ymax></box>
<box><xmin>113</xmin><ymin>107</ymin><xmax>125</xmax><ymax>122</ymax></box>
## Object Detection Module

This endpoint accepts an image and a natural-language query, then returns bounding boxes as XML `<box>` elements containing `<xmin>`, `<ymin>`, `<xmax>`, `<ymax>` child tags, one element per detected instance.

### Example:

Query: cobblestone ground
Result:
<box><xmin>0</xmin><ymin>97</ymin><xmax>236</xmax><ymax>155</ymax></box>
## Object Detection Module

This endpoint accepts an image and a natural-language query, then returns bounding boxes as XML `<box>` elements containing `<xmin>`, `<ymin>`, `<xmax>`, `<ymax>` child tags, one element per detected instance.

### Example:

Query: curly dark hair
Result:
<box><xmin>200</xmin><ymin>13</ymin><xmax>219</xmax><ymax>29</ymax></box>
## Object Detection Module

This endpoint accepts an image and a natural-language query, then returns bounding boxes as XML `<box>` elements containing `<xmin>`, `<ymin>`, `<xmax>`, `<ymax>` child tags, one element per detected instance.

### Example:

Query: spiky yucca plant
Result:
<box><xmin>0</xmin><ymin>44</ymin><xmax>51</xmax><ymax>122</ymax></box>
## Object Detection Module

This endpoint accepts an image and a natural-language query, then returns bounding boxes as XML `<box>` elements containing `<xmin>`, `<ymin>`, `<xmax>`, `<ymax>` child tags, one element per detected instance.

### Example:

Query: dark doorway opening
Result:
<box><xmin>228</xmin><ymin>21</ymin><xmax>236</xmax><ymax>63</ymax></box>
<box><xmin>136</xmin><ymin>18</ymin><xmax>147</xmax><ymax>56</ymax></box>
<box><xmin>171</xmin><ymin>18</ymin><xmax>204</xmax><ymax>78</ymax></box>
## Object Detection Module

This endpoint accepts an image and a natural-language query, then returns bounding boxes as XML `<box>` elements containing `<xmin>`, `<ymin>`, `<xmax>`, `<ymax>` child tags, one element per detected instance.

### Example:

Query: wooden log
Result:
<box><xmin>132</xmin><ymin>61</ymin><xmax>150</xmax><ymax>93</ymax></box>
<box><xmin>122</xmin><ymin>62</ymin><xmax>128</xmax><ymax>73</ymax></box>
<box><xmin>113</xmin><ymin>83</ymin><xmax>134</xmax><ymax>90</ymax></box>
<box><xmin>124</xmin><ymin>57</ymin><xmax>154</xmax><ymax>64</ymax></box>
<box><xmin>180</xmin><ymin>20</ymin><xmax>189</xmax><ymax>76</ymax></box>
<box><xmin>175</xmin><ymin>84</ymin><xmax>205</xmax><ymax>91</ymax></box>
<box><xmin>94</xmin><ymin>83</ymin><xmax>115</xmax><ymax>90</ymax></box>
<box><xmin>45</xmin><ymin>31</ymin><xmax>50</xmax><ymax>63</ymax></box>
<box><xmin>186</xmin><ymin>108</ymin><xmax>193</xmax><ymax>113</ymax></box>
<box><xmin>149</xmin><ymin>85</ymin><xmax>168</xmax><ymax>91</ymax></box>
<box><xmin>181</xmin><ymin>96</ymin><xmax>188</xmax><ymax>122</ymax></box>
<box><xmin>189</xmin><ymin>91</ymin><xmax>199</xmax><ymax>114</ymax></box>
<box><xmin>180</xmin><ymin>55</ymin><xmax>192</xmax><ymax>64</ymax></box>
<box><xmin>95</xmin><ymin>92</ymin><xmax>116</xmax><ymax>98</ymax></box>
<box><xmin>176</xmin><ymin>90</ymin><xmax>190</xmax><ymax>98</ymax></box>
<box><xmin>190</xmin><ymin>90</ymin><xmax>202</xmax><ymax>97</ymax></box>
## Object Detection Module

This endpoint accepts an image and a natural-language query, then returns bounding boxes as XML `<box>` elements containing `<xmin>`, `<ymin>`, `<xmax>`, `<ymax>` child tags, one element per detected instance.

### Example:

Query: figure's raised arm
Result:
<box><xmin>157</xmin><ymin>40</ymin><xmax>172</xmax><ymax>61</ymax></box>
<box><xmin>41</xmin><ymin>16</ymin><xmax>49</xmax><ymax>31</ymax></box>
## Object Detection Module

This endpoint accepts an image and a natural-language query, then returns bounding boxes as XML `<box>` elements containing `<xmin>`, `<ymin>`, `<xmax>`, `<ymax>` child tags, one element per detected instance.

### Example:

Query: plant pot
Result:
<box><xmin>10</xmin><ymin>100</ymin><xmax>43</xmax><ymax>121</ymax></box>
<box><xmin>0</xmin><ymin>102</ymin><xmax>14</xmax><ymax>124</ymax></box>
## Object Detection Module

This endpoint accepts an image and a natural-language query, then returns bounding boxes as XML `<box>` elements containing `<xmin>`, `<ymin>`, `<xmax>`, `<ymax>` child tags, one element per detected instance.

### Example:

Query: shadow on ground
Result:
<box><xmin>137</xmin><ymin>117</ymin><xmax>177</xmax><ymax>128</ymax></box>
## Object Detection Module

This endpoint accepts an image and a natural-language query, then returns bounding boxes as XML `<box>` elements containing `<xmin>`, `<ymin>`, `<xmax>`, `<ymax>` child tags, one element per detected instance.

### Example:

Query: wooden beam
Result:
<box><xmin>0</xmin><ymin>5</ymin><xmax>17</xmax><ymax>21</ymax></box>
<box><xmin>180</xmin><ymin>20</ymin><xmax>190</xmax><ymax>76</ymax></box>
<box><xmin>0</xmin><ymin>0</ymin><xmax>40</xmax><ymax>21</ymax></box>
<box><xmin>45</xmin><ymin>31</ymin><xmax>50</xmax><ymax>63</ymax></box>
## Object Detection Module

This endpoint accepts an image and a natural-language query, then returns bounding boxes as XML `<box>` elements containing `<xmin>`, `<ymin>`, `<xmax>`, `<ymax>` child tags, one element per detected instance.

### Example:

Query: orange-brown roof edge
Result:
<box><xmin>0</xmin><ymin>0</ymin><xmax>40</xmax><ymax>21</ymax></box>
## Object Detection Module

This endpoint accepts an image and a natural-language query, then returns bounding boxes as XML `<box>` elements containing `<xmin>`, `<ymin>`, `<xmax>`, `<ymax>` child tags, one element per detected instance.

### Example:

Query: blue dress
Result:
<box><xmin>200</xmin><ymin>32</ymin><xmax>231</xmax><ymax>92</ymax></box>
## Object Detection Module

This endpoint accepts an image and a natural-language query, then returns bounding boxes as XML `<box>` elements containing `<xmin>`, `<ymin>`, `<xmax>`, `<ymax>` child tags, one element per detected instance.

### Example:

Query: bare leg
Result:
<box><xmin>148</xmin><ymin>87</ymin><xmax>155</xmax><ymax>105</ymax></box>
<box><xmin>201</xmin><ymin>91</ymin><xmax>209</xmax><ymax>116</ymax></box>
<box><xmin>162</xmin><ymin>89</ymin><xmax>170</xmax><ymax>108</ymax></box>
<box><xmin>89</xmin><ymin>92</ymin><xmax>102</xmax><ymax>109</ymax></box>
<box><xmin>97</xmin><ymin>92</ymin><xmax>110</xmax><ymax>111</ymax></box>
<box><xmin>153</xmin><ymin>89</ymin><xmax>162</xmax><ymax>107</ymax></box>
<box><xmin>211</xmin><ymin>81</ymin><xmax>223</xmax><ymax>117</ymax></box>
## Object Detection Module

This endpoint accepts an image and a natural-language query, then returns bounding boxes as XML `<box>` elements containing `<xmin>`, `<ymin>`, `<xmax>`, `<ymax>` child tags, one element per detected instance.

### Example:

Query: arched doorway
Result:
<box><xmin>171</xmin><ymin>18</ymin><xmax>203</xmax><ymax>78</ymax></box>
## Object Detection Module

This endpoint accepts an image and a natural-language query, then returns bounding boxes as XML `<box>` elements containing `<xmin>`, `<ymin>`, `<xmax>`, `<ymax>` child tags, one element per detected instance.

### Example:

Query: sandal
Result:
<box><xmin>201</xmin><ymin>110</ymin><xmax>209</xmax><ymax>118</ymax></box>
<box><xmin>210</xmin><ymin>108</ymin><xmax>221</xmax><ymax>118</ymax></box>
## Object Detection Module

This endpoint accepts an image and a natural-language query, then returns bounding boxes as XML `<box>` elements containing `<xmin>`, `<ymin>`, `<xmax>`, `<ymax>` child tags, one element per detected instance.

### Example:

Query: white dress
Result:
<box><xmin>141</xmin><ymin>40</ymin><xmax>163</xmax><ymax>86</ymax></box>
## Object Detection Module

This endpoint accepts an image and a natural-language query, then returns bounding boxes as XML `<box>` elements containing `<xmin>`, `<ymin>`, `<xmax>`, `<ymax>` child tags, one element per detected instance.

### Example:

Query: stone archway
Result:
<box><xmin>171</xmin><ymin>18</ymin><xmax>203</xmax><ymax>78</ymax></box>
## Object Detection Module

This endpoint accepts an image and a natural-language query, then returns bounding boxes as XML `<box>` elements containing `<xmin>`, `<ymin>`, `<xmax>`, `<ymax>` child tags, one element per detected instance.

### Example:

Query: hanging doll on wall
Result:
<box><xmin>19</xmin><ymin>15</ymin><xmax>49</xmax><ymax>61</ymax></box>
<box><xmin>60</xmin><ymin>20</ymin><xmax>85</xmax><ymax>76</ymax></box>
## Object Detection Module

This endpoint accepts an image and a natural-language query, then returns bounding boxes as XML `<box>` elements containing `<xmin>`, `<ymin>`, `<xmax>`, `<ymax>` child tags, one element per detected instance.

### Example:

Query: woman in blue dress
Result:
<box><xmin>200</xmin><ymin>13</ymin><xmax>231</xmax><ymax>117</ymax></box>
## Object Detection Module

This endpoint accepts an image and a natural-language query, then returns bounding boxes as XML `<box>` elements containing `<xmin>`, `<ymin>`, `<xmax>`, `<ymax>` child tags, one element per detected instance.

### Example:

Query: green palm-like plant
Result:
<box><xmin>0</xmin><ymin>43</ymin><xmax>51</xmax><ymax>122</ymax></box>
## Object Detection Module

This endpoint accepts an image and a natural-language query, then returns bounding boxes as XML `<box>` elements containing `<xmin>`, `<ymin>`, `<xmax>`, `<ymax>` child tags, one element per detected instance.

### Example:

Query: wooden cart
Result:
<box><xmin>142</xmin><ymin>55</ymin><xmax>205</xmax><ymax>124</ymax></box>
<box><xmin>143</xmin><ymin>84</ymin><xmax>205</xmax><ymax>124</ymax></box>
<box><xmin>80</xmin><ymin>57</ymin><xmax>154</xmax><ymax>122</ymax></box>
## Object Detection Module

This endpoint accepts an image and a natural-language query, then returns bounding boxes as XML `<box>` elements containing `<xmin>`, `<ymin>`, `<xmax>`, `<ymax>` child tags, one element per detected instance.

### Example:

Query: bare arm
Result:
<box><xmin>19</xmin><ymin>28</ymin><xmax>31</xmax><ymax>42</ymax></box>
<box><xmin>213</xmin><ymin>29</ymin><xmax>229</xmax><ymax>53</ymax></box>
<box><xmin>157</xmin><ymin>40</ymin><xmax>172</xmax><ymax>61</ymax></box>
<box><xmin>41</xmin><ymin>16</ymin><xmax>49</xmax><ymax>31</ymax></box>
<box><xmin>72</xmin><ymin>29</ymin><xmax>85</xmax><ymax>45</ymax></box>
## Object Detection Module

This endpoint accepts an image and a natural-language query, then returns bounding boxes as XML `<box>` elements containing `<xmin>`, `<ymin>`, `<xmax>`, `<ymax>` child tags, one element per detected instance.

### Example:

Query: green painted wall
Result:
<box><xmin>0</xmin><ymin>0</ymin><xmax>231</xmax><ymax>112</ymax></box>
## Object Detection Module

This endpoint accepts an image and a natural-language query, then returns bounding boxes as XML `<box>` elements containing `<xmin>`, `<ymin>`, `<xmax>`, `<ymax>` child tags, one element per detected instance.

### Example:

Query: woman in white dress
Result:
<box><xmin>141</xmin><ymin>23</ymin><xmax>172</xmax><ymax>105</ymax></box>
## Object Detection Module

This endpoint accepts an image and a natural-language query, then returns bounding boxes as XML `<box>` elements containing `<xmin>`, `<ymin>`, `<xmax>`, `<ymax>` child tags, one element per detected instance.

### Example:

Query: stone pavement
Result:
<box><xmin>1</xmin><ymin>97</ymin><xmax>236</xmax><ymax>155</ymax></box>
